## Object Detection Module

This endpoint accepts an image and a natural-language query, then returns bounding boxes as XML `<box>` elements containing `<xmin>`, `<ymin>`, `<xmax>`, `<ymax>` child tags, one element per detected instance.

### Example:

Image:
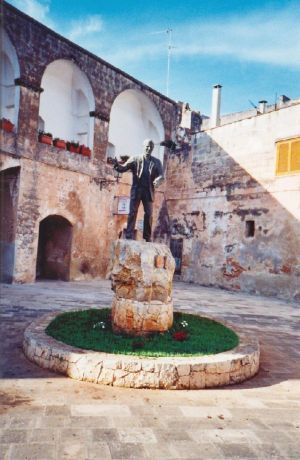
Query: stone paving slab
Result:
<box><xmin>0</xmin><ymin>280</ymin><xmax>299</xmax><ymax>459</ymax></box>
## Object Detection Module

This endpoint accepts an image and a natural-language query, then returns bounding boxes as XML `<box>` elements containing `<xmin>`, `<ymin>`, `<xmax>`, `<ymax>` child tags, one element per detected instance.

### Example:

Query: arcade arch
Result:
<box><xmin>0</xmin><ymin>28</ymin><xmax>20</xmax><ymax>127</ymax></box>
<box><xmin>108</xmin><ymin>89</ymin><xmax>164</xmax><ymax>162</ymax></box>
<box><xmin>39</xmin><ymin>59</ymin><xmax>95</xmax><ymax>148</ymax></box>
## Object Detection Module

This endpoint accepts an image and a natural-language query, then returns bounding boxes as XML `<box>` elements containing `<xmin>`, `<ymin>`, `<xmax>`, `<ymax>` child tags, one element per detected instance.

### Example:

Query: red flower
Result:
<box><xmin>172</xmin><ymin>331</ymin><xmax>188</xmax><ymax>341</ymax></box>
<box><xmin>132</xmin><ymin>340</ymin><xmax>144</xmax><ymax>350</ymax></box>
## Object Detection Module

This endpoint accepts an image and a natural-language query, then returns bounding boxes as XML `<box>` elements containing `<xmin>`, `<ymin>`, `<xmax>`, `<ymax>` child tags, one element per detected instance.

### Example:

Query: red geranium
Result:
<box><xmin>172</xmin><ymin>331</ymin><xmax>188</xmax><ymax>341</ymax></box>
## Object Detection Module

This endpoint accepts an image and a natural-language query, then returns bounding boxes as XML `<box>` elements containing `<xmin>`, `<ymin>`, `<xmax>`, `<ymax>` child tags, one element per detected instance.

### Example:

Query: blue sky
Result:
<box><xmin>8</xmin><ymin>0</ymin><xmax>300</xmax><ymax>115</ymax></box>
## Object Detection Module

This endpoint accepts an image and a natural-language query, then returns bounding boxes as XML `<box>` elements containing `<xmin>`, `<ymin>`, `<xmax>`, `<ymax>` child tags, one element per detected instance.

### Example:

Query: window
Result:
<box><xmin>245</xmin><ymin>220</ymin><xmax>255</xmax><ymax>238</ymax></box>
<box><xmin>276</xmin><ymin>138</ymin><xmax>300</xmax><ymax>175</ymax></box>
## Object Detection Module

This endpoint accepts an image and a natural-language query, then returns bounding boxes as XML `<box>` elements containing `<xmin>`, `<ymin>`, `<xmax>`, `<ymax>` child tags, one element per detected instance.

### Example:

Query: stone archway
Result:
<box><xmin>36</xmin><ymin>215</ymin><xmax>73</xmax><ymax>281</ymax></box>
<box><xmin>0</xmin><ymin>166</ymin><xmax>20</xmax><ymax>283</ymax></box>
<box><xmin>108</xmin><ymin>89</ymin><xmax>165</xmax><ymax>162</ymax></box>
<box><xmin>0</xmin><ymin>28</ymin><xmax>20</xmax><ymax>127</ymax></box>
<box><xmin>39</xmin><ymin>59</ymin><xmax>95</xmax><ymax>148</ymax></box>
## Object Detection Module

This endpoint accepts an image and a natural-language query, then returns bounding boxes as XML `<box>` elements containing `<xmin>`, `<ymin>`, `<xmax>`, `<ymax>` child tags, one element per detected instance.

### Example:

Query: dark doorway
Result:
<box><xmin>170</xmin><ymin>238</ymin><xmax>183</xmax><ymax>274</ymax></box>
<box><xmin>0</xmin><ymin>167</ymin><xmax>20</xmax><ymax>283</ymax></box>
<box><xmin>36</xmin><ymin>215</ymin><xmax>73</xmax><ymax>281</ymax></box>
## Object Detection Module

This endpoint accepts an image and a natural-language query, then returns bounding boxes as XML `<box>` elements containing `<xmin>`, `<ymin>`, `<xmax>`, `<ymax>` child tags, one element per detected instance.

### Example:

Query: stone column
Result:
<box><xmin>110</xmin><ymin>239</ymin><xmax>175</xmax><ymax>336</ymax></box>
<box><xmin>90</xmin><ymin>111</ymin><xmax>110</xmax><ymax>162</ymax></box>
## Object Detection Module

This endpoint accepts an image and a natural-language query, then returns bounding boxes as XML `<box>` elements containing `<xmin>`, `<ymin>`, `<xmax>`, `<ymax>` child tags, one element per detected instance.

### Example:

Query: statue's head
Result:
<box><xmin>143</xmin><ymin>139</ymin><xmax>154</xmax><ymax>158</ymax></box>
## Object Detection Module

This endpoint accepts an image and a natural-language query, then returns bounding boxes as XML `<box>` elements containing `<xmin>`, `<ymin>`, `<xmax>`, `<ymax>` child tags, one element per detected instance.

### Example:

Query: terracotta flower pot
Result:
<box><xmin>80</xmin><ymin>145</ymin><xmax>91</xmax><ymax>157</ymax></box>
<box><xmin>53</xmin><ymin>139</ymin><xmax>66</xmax><ymax>150</ymax></box>
<box><xmin>38</xmin><ymin>134</ymin><xmax>52</xmax><ymax>145</ymax></box>
<box><xmin>67</xmin><ymin>143</ymin><xmax>80</xmax><ymax>154</ymax></box>
<box><xmin>0</xmin><ymin>118</ymin><xmax>14</xmax><ymax>133</ymax></box>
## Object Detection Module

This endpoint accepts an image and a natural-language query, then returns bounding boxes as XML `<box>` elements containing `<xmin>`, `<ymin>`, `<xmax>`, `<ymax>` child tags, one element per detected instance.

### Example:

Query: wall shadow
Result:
<box><xmin>156</xmin><ymin>130</ymin><xmax>300</xmax><ymax>302</ymax></box>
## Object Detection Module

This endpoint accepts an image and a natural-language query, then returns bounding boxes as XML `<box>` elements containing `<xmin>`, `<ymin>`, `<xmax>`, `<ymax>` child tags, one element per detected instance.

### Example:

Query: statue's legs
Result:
<box><xmin>126</xmin><ymin>191</ymin><xmax>140</xmax><ymax>239</ymax></box>
<box><xmin>141</xmin><ymin>192</ymin><xmax>153</xmax><ymax>242</ymax></box>
<box><xmin>126</xmin><ymin>188</ymin><xmax>153</xmax><ymax>241</ymax></box>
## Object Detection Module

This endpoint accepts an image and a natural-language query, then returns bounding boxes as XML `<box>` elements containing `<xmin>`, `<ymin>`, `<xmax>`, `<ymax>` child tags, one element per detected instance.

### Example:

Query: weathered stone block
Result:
<box><xmin>190</xmin><ymin>371</ymin><xmax>205</xmax><ymax>389</ymax></box>
<box><xmin>155</xmin><ymin>255</ymin><xmax>166</xmax><ymax>268</ymax></box>
<box><xmin>177</xmin><ymin>375</ymin><xmax>190</xmax><ymax>389</ymax></box>
<box><xmin>110</xmin><ymin>240</ymin><xmax>175</xmax><ymax>335</ymax></box>
<box><xmin>111</xmin><ymin>297</ymin><xmax>173</xmax><ymax>336</ymax></box>
<box><xmin>110</xmin><ymin>240</ymin><xmax>175</xmax><ymax>302</ymax></box>
<box><xmin>177</xmin><ymin>364</ymin><xmax>191</xmax><ymax>376</ymax></box>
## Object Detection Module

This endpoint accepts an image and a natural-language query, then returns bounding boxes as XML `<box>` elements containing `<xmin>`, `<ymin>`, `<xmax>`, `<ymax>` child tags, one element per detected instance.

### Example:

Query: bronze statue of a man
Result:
<box><xmin>114</xmin><ymin>139</ymin><xmax>164</xmax><ymax>242</ymax></box>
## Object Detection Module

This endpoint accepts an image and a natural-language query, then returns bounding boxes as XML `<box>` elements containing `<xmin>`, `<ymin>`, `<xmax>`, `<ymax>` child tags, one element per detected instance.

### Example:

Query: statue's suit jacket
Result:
<box><xmin>114</xmin><ymin>155</ymin><xmax>164</xmax><ymax>202</ymax></box>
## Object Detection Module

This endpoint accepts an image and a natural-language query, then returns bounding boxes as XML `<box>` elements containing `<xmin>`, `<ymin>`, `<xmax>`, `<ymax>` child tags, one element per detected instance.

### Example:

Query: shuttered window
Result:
<box><xmin>290</xmin><ymin>140</ymin><xmax>300</xmax><ymax>171</ymax></box>
<box><xmin>276</xmin><ymin>138</ymin><xmax>300</xmax><ymax>175</ymax></box>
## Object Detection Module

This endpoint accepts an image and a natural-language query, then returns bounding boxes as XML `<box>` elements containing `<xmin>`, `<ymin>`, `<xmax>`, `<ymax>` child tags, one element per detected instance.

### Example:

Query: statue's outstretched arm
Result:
<box><xmin>114</xmin><ymin>156</ymin><xmax>134</xmax><ymax>173</ymax></box>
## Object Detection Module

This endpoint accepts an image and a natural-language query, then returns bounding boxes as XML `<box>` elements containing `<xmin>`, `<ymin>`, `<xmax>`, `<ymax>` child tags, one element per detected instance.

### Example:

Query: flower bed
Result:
<box><xmin>23</xmin><ymin>310</ymin><xmax>260</xmax><ymax>389</ymax></box>
<box><xmin>45</xmin><ymin>309</ymin><xmax>239</xmax><ymax>357</ymax></box>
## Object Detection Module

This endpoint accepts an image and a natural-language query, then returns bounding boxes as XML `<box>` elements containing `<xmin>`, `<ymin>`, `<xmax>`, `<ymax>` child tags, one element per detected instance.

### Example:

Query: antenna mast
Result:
<box><xmin>166</xmin><ymin>28</ymin><xmax>173</xmax><ymax>97</ymax></box>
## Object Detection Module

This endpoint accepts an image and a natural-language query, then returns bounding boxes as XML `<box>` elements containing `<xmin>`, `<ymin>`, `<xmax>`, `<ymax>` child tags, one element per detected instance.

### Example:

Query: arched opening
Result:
<box><xmin>0</xmin><ymin>167</ymin><xmax>20</xmax><ymax>283</ymax></box>
<box><xmin>36</xmin><ymin>215</ymin><xmax>73</xmax><ymax>281</ymax></box>
<box><xmin>108</xmin><ymin>89</ymin><xmax>165</xmax><ymax>161</ymax></box>
<box><xmin>0</xmin><ymin>28</ymin><xmax>20</xmax><ymax>127</ymax></box>
<box><xmin>39</xmin><ymin>59</ymin><xmax>95</xmax><ymax>148</ymax></box>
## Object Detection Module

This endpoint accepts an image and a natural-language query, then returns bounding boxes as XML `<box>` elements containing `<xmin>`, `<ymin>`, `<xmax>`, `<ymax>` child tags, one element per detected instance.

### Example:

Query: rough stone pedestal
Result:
<box><xmin>110</xmin><ymin>240</ymin><xmax>175</xmax><ymax>336</ymax></box>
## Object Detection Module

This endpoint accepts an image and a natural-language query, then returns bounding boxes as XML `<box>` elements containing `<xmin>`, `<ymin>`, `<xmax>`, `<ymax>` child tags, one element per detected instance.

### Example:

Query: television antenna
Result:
<box><xmin>166</xmin><ymin>28</ymin><xmax>175</xmax><ymax>97</ymax></box>
<box><xmin>248</xmin><ymin>99</ymin><xmax>257</xmax><ymax>109</ymax></box>
<box><xmin>149</xmin><ymin>28</ymin><xmax>175</xmax><ymax>97</ymax></box>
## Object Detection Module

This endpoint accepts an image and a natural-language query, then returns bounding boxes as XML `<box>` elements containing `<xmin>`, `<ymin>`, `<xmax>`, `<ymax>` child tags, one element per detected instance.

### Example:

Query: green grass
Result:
<box><xmin>46</xmin><ymin>308</ymin><xmax>239</xmax><ymax>357</ymax></box>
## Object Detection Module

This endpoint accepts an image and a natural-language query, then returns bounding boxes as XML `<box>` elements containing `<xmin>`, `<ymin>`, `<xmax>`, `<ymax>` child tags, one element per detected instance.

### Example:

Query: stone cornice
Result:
<box><xmin>14</xmin><ymin>78</ymin><xmax>44</xmax><ymax>93</ymax></box>
<box><xmin>89</xmin><ymin>111</ymin><xmax>110</xmax><ymax>122</ymax></box>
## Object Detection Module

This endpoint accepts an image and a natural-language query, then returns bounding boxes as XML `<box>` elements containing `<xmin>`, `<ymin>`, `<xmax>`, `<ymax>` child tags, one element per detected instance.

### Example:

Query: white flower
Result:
<box><xmin>93</xmin><ymin>321</ymin><xmax>106</xmax><ymax>330</ymax></box>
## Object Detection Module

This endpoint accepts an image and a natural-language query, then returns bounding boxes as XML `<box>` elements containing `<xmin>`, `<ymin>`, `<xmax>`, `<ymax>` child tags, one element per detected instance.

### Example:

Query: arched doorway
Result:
<box><xmin>108</xmin><ymin>89</ymin><xmax>165</xmax><ymax>162</ymax></box>
<box><xmin>36</xmin><ymin>215</ymin><xmax>73</xmax><ymax>281</ymax></box>
<box><xmin>0</xmin><ymin>166</ymin><xmax>20</xmax><ymax>283</ymax></box>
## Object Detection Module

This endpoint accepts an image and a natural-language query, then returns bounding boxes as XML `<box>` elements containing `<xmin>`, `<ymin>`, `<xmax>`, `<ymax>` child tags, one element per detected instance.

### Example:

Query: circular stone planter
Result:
<box><xmin>23</xmin><ymin>311</ymin><xmax>260</xmax><ymax>390</ymax></box>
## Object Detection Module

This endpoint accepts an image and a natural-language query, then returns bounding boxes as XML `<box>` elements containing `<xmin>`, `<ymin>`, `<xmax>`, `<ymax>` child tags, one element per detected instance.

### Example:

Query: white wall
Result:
<box><xmin>39</xmin><ymin>59</ymin><xmax>95</xmax><ymax>147</ymax></box>
<box><xmin>0</xmin><ymin>28</ymin><xmax>20</xmax><ymax>126</ymax></box>
<box><xmin>199</xmin><ymin>103</ymin><xmax>300</xmax><ymax>220</ymax></box>
<box><xmin>108</xmin><ymin>89</ymin><xmax>164</xmax><ymax>161</ymax></box>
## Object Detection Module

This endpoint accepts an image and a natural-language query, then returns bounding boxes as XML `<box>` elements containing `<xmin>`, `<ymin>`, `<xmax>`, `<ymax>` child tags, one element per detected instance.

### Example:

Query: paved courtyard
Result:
<box><xmin>0</xmin><ymin>280</ymin><xmax>299</xmax><ymax>460</ymax></box>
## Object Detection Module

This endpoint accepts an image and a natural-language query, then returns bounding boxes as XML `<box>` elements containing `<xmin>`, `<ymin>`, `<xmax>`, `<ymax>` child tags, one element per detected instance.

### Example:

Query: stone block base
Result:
<box><xmin>112</xmin><ymin>297</ymin><xmax>173</xmax><ymax>336</ymax></box>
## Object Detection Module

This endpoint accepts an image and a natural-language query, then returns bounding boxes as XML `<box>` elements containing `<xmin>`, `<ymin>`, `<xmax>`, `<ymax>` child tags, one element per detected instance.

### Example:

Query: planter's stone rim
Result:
<box><xmin>23</xmin><ymin>309</ymin><xmax>260</xmax><ymax>389</ymax></box>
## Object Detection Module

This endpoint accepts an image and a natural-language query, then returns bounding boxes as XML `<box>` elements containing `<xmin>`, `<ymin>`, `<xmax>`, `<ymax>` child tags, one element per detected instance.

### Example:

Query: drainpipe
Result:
<box><xmin>211</xmin><ymin>84</ymin><xmax>222</xmax><ymax>128</ymax></box>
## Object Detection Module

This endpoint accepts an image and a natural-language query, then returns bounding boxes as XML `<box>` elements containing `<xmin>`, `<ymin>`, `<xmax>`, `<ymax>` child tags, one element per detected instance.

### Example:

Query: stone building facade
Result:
<box><xmin>156</xmin><ymin>99</ymin><xmax>300</xmax><ymax>302</ymax></box>
<box><xmin>1</xmin><ymin>2</ymin><xmax>299</xmax><ymax>302</ymax></box>
<box><xmin>0</xmin><ymin>2</ymin><xmax>177</xmax><ymax>284</ymax></box>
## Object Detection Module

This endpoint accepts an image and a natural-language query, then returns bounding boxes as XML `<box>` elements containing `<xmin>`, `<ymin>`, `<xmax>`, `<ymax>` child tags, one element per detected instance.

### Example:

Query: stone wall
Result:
<box><xmin>0</xmin><ymin>154</ymin><xmax>164</xmax><ymax>283</ymax></box>
<box><xmin>161</xmin><ymin>104</ymin><xmax>300</xmax><ymax>301</ymax></box>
